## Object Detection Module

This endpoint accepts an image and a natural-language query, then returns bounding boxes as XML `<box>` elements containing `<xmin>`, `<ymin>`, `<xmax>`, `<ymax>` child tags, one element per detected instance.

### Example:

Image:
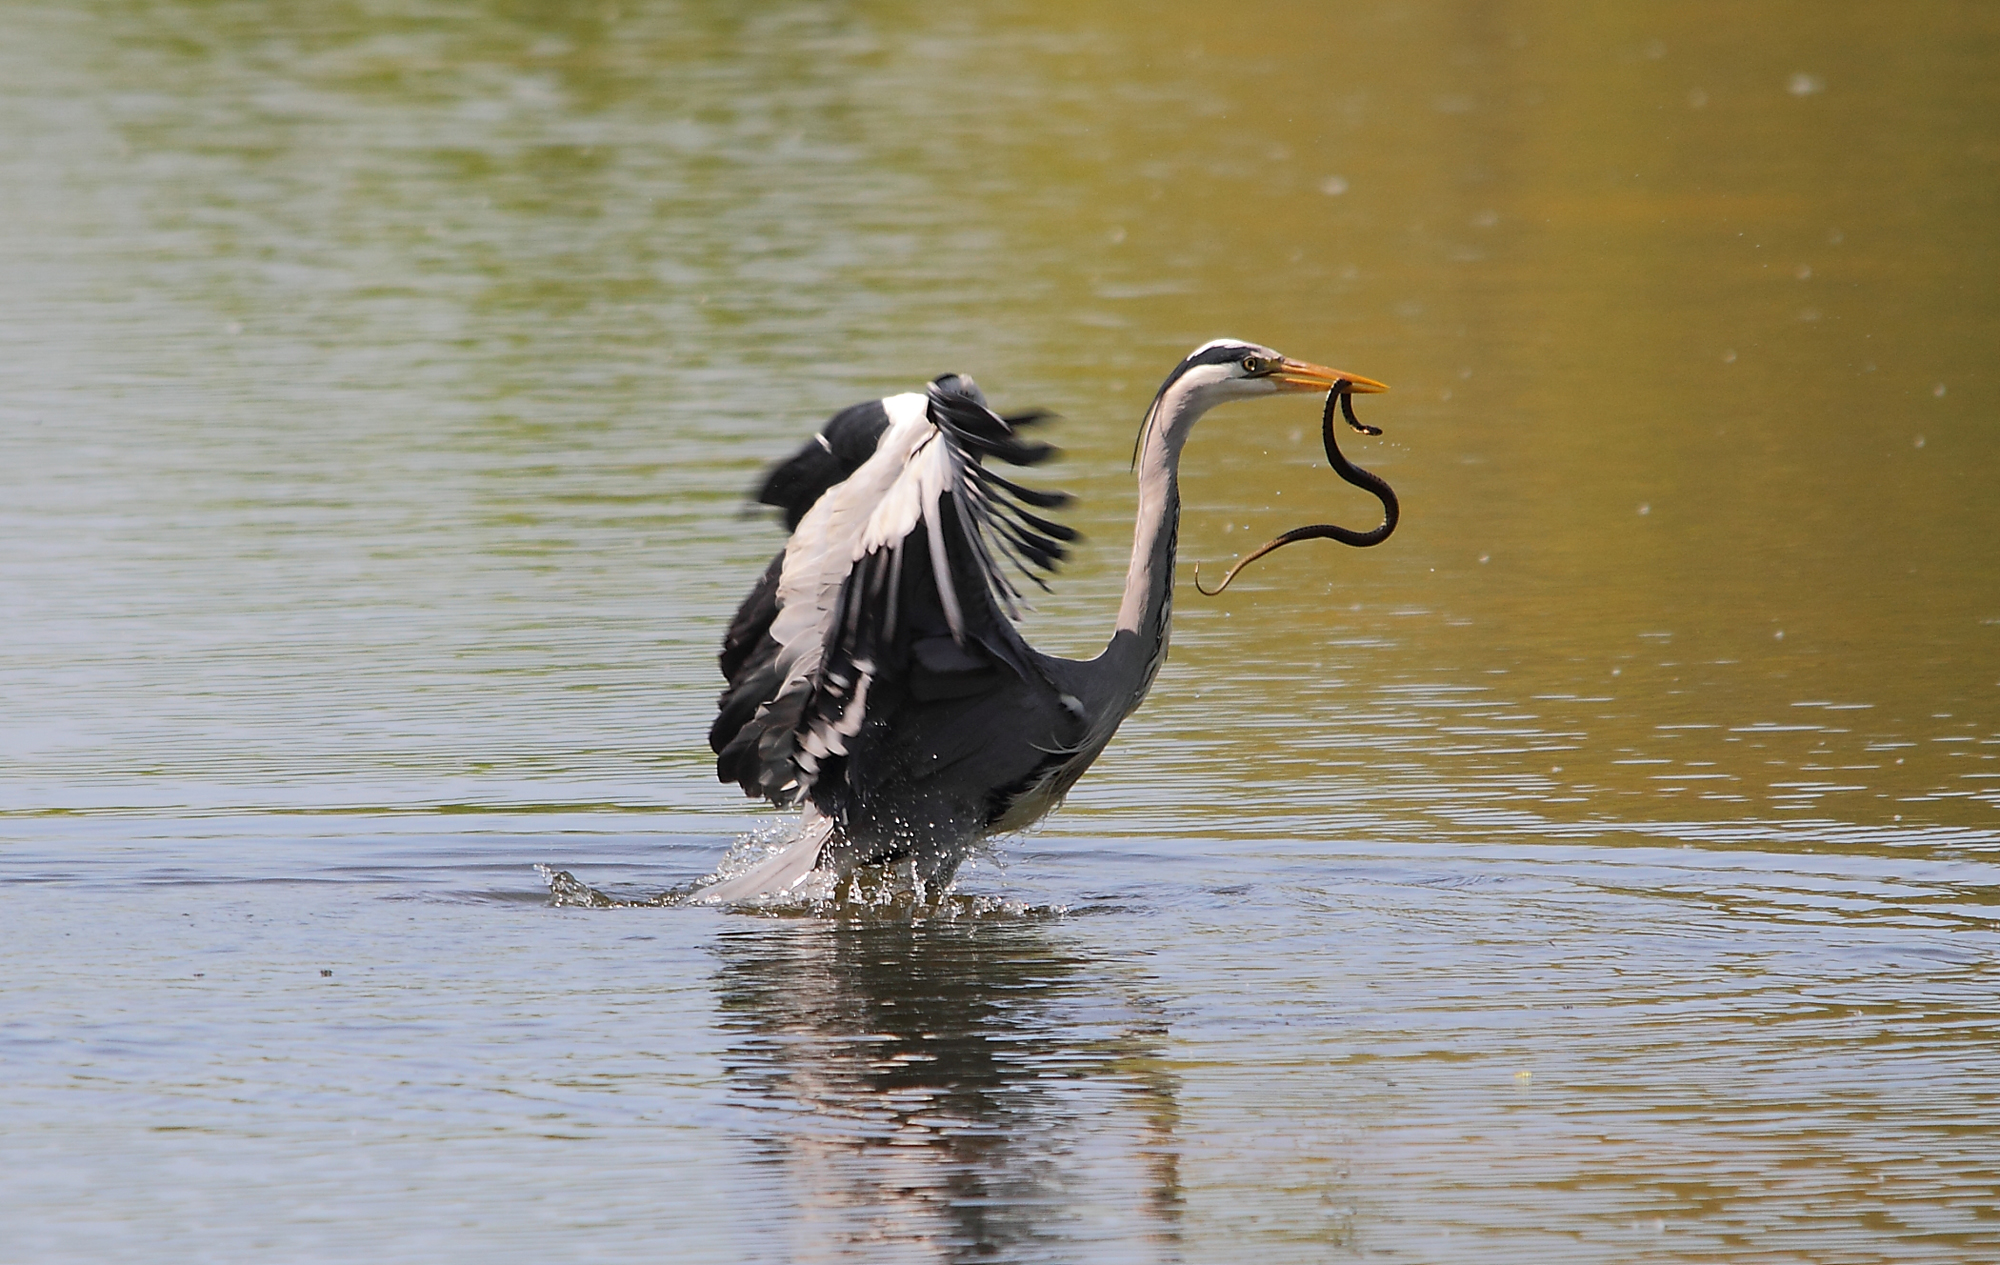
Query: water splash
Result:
<box><xmin>535</xmin><ymin>863</ymin><xmax>663</xmax><ymax>908</ymax></box>
<box><xmin>536</xmin><ymin>834</ymin><xmax>1062</xmax><ymax>922</ymax></box>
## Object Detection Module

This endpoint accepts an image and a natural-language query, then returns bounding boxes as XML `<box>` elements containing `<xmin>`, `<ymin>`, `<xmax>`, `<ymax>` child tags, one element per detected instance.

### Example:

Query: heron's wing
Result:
<box><xmin>711</xmin><ymin>385</ymin><xmax>1078</xmax><ymax>809</ymax></box>
<box><xmin>753</xmin><ymin>394</ymin><xmax>1055</xmax><ymax>532</ymax></box>
<box><xmin>755</xmin><ymin>398</ymin><xmax>893</xmax><ymax>531</ymax></box>
<box><xmin>719</xmin><ymin>398</ymin><xmax>901</xmax><ymax>687</ymax></box>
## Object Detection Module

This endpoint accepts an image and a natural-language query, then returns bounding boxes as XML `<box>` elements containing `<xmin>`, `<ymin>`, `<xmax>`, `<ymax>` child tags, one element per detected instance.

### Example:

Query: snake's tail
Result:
<box><xmin>1194</xmin><ymin>534</ymin><xmax>1296</xmax><ymax>596</ymax></box>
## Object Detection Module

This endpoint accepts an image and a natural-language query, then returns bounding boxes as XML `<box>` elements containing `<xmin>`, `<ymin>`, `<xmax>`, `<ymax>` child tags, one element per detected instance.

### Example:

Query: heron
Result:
<box><xmin>698</xmin><ymin>340</ymin><xmax>1390</xmax><ymax>902</ymax></box>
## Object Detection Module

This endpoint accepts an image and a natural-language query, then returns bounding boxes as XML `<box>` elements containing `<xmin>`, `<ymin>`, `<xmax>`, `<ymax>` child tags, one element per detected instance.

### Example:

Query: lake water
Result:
<box><xmin>3</xmin><ymin>2</ymin><xmax>1997</xmax><ymax>1261</ymax></box>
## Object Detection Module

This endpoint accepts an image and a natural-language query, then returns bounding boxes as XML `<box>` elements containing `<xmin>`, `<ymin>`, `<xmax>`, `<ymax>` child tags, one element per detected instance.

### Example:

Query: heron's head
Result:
<box><xmin>1163</xmin><ymin>338</ymin><xmax>1388</xmax><ymax>406</ymax></box>
<box><xmin>1137</xmin><ymin>339</ymin><xmax>1386</xmax><ymax>459</ymax></box>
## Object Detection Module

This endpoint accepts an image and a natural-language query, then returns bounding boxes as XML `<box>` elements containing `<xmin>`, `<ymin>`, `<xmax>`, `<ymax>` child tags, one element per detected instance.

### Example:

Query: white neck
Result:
<box><xmin>1102</xmin><ymin>378</ymin><xmax>1216</xmax><ymax>698</ymax></box>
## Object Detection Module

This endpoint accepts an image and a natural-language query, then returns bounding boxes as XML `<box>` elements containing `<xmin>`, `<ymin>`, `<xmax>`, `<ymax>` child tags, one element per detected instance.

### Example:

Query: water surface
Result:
<box><xmin>3</xmin><ymin>1</ymin><xmax>1997</xmax><ymax>1260</ymax></box>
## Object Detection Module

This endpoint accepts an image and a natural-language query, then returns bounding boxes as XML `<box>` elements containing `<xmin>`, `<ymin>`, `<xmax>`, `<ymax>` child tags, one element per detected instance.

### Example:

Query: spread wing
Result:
<box><xmin>718</xmin><ymin>382</ymin><xmax>1051</xmax><ymax>684</ymax></box>
<box><xmin>710</xmin><ymin>383</ymin><xmax>1077</xmax><ymax>811</ymax></box>
<box><xmin>754</xmin><ymin>397</ymin><xmax>894</xmax><ymax>532</ymax></box>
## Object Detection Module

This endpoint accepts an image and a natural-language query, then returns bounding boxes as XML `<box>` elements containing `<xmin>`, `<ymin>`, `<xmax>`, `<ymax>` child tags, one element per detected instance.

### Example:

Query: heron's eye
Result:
<box><xmin>1241</xmin><ymin>356</ymin><xmax>1267</xmax><ymax>374</ymax></box>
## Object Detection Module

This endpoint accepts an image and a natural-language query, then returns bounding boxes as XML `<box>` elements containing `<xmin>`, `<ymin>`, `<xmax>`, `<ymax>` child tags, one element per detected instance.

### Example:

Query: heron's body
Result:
<box><xmin>700</xmin><ymin>341</ymin><xmax>1385</xmax><ymax>902</ymax></box>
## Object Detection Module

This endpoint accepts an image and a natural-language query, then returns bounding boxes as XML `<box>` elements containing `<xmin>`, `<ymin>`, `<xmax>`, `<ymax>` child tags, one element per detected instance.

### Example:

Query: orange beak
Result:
<box><xmin>1272</xmin><ymin>357</ymin><xmax>1389</xmax><ymax>395</ymax></box>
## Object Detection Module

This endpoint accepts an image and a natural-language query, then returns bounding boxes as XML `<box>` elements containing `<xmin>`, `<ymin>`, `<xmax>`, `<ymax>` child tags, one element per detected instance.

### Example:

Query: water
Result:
<box><xmin>3</xmin><ymin>1</ymin><xmax>1997</xmax><ymax>1260</ymax></box>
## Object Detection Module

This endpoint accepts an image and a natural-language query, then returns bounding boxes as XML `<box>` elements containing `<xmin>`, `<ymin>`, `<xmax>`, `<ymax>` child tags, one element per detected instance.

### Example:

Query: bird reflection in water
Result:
<box><xmin>711</xmin><ymin>917</ymin><xmax>1182</xmax><ymax>1260</ymax></box>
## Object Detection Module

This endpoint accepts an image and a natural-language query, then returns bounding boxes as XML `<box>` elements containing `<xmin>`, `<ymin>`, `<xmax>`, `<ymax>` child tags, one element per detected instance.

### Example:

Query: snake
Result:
<box><xmin>1194</xmin><ymin>383</ymin><xmax>1399</xmax><ymax>596</ymax></box>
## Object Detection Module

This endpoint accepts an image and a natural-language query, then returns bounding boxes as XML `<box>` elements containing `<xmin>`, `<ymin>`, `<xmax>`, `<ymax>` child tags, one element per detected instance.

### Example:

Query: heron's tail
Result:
<box><xmin>690</xmin><ymin>809</ymin><xmax>836</xmax><ymax>904</ymax></box>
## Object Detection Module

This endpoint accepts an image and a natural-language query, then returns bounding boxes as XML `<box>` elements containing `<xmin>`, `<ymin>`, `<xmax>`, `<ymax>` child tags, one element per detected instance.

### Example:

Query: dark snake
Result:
<box><xmin>1194</xmin><ymin>383</ymin><xmax>1400</xmax><ymax>596</ymax></box>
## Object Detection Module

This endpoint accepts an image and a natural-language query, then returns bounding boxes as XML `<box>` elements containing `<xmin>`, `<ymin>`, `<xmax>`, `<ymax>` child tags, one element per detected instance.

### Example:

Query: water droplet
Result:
<box><xmin>1788</xmin><ymin>73</ymin><xmax>1825</xmax><ymax>96</ymax></box>
<box><xmin>1638</xmin><ymin>503</ymin><xmax>1651</xmax><ymax>516</ymax></box>
<box><xmin>1914</xmin><ymin>436</ymin><xmax>1926</xmax><ymax>449</ymax></box>
<box><xmin>1722</xmin><ymin>349</ymin><xmax>1736</xmax><ymax>363</ymax></box>
<box><xmin>1319</xmin><ymin>175</ymin><xmax>1349</xmax><ymax>196</ymax></box>
<box><xmin>1686</xmin><ymin>87</ymin><xmax>1708</xmax><ymax>108</ymax></box>
<box><xmin>1796</xmin><ymin>264</ymin><xmax>1812</xmax><ymax>280</ymax></box>
<box><xmin>1774</xmin><ymin>629</ymin><xmax>1785</xmax><ymax>640</ymax></box>
<box><xmin>1933</xmin><ymin>382</ymin><xmax>1947</xmax><ymax>397</ymax></box>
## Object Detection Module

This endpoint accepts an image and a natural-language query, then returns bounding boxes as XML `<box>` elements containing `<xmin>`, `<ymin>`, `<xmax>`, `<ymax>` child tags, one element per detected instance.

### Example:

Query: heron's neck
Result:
<box><xmin>1109</xmin><ymin>385</ymin><xmax>1208</xmax><ymax>675</ymax></box>
<box><xmin>1115</xmin><ymin>450</ymin><xmax>1180</xmax><ymax>640</ymax></box>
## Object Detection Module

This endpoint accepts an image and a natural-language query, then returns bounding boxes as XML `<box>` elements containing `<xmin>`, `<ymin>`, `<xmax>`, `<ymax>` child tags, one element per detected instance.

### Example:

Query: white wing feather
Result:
<box><xmin>752</xmin><ymin>393</ymin><xmax>972</xmax><ymax>789</ymax></box>
<box><xmin>729</xmin><ymin>385</ymin><xmax>1065</xmax><ymax>813</ymax></box>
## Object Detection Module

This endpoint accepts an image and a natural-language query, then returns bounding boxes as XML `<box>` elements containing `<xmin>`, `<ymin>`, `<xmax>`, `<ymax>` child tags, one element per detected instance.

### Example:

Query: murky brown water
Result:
<box><xmin>3</xmin><ymin>1</ymin><xmax>1996</xmax><ymax>1261</ymax></box>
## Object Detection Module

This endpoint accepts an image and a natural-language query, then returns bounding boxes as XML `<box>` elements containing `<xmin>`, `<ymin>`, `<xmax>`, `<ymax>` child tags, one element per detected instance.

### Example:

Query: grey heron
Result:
<box><xmin>699</xmin><ymin>340</ymin><xmax>1390</xmax><ymax>902</ymax></box>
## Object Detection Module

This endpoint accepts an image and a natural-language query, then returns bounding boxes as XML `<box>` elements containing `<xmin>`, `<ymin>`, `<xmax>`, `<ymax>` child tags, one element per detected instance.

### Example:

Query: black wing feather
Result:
<box><xmin>711</xmin><ymin>380</ymin><xmax>1078</xmax><ymax>818</ymax></box>
<box><xmin>756</xmin><ymin>398</ymin><xmax>892</xmax><ymax>530</ymax></box>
